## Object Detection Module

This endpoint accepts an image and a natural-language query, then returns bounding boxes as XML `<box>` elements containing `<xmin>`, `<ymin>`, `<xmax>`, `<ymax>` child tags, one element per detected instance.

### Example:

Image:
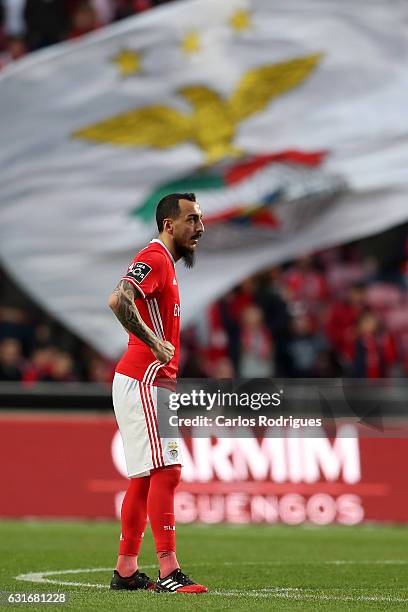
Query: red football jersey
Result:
<box><xmin>115</xmin><ymin>239</ymin><xmax>180</xmax><ymax>385</ymax></box>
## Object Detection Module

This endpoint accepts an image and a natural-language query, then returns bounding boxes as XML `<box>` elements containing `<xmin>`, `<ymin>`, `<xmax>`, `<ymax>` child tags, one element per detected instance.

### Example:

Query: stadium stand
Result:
<box><xmin>1</xmin><ymin>225</ymin><xmax>407</xmax><ymax>383</ymax></box>
<box><xmin>0</xmin><ymin>0</ymin><xmax>175</xmax><ymax>68</ymax></box>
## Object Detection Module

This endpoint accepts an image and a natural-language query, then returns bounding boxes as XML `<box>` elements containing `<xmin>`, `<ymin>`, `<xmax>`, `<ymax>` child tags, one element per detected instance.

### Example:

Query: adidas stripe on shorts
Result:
<box><xmin>112</xmin><ymin>368</ymin><xmax>183</xmax><ymax>478</ymax></box>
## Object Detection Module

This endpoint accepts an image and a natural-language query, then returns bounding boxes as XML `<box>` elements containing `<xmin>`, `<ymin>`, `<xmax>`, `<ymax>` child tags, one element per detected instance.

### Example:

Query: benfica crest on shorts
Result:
<box><xmin>168</xmin><ymin>441</ymin><xmax>179</xmax><ymax>459</ymax></box>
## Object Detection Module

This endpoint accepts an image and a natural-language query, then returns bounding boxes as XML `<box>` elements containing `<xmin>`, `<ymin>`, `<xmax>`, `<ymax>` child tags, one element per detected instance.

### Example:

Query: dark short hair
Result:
<box><xmin>156</xmin><ymin>193</ymin><xmax>196</xmax><ymax>232</ymax></box>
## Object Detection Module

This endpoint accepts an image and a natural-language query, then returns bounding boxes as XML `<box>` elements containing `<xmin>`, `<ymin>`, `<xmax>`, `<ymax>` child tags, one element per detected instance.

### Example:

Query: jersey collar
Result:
<box><xmin>150</xmin><ymin>238</ymin><xmax>176</xmax><ymax>266</ymax></box>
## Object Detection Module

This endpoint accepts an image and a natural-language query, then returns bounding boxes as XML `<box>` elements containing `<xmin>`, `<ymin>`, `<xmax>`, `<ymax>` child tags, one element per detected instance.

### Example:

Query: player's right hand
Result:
<box><xmin>152</xmin><ymin>340</ymin><xmax>175</xmax><ymax>364</ymax></box>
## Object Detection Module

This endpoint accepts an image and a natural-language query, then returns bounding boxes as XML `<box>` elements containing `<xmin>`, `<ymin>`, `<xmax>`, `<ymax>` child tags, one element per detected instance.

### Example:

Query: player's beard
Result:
<box><xmin>175</xmin><ymin>241</ymin><xmax>195</xmax><ymax>268</ymax></box>
<box><xmin>175</xmin><ymin>244</ymin><xmax>196</xmax><ymax>268</ymax></box>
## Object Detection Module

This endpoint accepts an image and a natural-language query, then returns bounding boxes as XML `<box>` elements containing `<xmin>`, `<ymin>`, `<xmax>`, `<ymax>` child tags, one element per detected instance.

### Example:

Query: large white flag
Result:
<box><xmin>0</xmin><ymin>0</ymin><xmax>408</xmax><ymax>357</ymax></box>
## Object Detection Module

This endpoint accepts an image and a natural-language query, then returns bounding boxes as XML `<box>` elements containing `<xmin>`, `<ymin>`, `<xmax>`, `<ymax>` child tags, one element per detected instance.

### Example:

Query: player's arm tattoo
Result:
<box><xmin>108</xmin><ymin>280</ymin><xmax>158</xmax><ymax>348</ymax></box>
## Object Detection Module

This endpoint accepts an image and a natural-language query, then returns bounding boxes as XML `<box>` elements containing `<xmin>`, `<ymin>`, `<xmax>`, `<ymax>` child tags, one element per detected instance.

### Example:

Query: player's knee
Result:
<box><xmin>168</xmin><ymin>464</ymin><xmax>182</xmax><ymax>486</ymax></box>
<box><xmin>154</xmin><ymin>465</ymin><xmax>181</xmax><ymax>488</ymax></box>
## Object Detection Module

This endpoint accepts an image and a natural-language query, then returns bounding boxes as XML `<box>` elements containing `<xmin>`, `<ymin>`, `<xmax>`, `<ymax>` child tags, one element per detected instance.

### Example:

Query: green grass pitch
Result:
<box><xmin>0</xmin><ymin>520</ymin><xmax>407</xmax><ymax>610</ymax></box>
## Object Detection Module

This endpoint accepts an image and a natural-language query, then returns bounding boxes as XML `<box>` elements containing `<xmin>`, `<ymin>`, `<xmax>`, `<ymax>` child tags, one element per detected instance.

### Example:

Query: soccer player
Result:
<box><xmin>107</xmin><ymin>193</ymin><xmax>207</xmax><ymax>594</ymax></box>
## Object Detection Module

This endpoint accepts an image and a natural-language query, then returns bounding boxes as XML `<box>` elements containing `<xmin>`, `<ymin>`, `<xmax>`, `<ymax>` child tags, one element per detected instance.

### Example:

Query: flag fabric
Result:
<box><xmin>0</xmin><ymin>0</ymin><xmax>408</xmax><ymax>357</ymax></box>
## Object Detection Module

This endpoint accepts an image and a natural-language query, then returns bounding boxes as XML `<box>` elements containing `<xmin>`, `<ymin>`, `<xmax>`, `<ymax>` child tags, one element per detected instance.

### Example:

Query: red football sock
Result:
<box><xmin>118</xmin><ymin>475</ymin><xmax>150</xmax><ymax>563</ymax></box>
<box><xmin>147</xmin><ymin>465</ymin><xmax>181</xmax><ymax>577</ymax></box>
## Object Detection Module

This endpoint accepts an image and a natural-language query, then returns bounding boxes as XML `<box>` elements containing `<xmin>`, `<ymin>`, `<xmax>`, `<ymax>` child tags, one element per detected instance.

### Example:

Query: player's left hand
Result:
<box><xmin>151</xmin><ymin>339</ymin><xmax>175</xmax><ymax>364</ymax></box>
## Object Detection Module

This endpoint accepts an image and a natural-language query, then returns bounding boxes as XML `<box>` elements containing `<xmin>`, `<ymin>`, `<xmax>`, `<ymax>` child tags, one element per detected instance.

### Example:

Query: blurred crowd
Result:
<box><xmin>179</xmin><ymin>229</ymin><xmax>408</xmax><ymax>380</ymax></box>
<box><xmin>0</xmin><ymin>265</ymin><xmax>115</xmax><ymax>383</ymax></box>
<box><xmin>1</xmin><ymin>227</ymin><xmax>407</xmax><ymax>384</ymax></box>
<box><xmin>0</xmin><ymin>0</ymin><xmax>173</xmax><ymax>69</ymax></box>
<box><xmin>0</xmin><ymin>306</ymin><xmax>115</xmax><ymax>384</ymax></box>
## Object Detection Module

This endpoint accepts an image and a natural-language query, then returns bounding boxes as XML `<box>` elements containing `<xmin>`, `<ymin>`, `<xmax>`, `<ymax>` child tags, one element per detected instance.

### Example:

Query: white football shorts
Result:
<box><xmin>112</xmin><ymin>372</ymin><xmax>183</xmax><ymax>478</ymax></box>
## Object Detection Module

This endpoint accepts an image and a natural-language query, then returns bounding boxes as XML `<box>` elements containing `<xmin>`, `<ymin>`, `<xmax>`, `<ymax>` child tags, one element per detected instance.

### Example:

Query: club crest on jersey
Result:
<box><xmin>127</xmin><ymin>262</ymin><xmax>152</xmax><ymax>283</ymax></box>
<box><xmin>174</xmin><ymin>304</ymin><xmax>180</xmax><ymax>317</ymax></box>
